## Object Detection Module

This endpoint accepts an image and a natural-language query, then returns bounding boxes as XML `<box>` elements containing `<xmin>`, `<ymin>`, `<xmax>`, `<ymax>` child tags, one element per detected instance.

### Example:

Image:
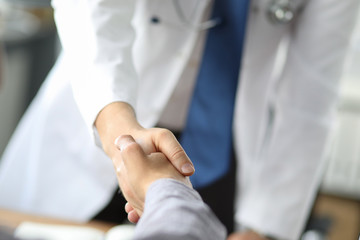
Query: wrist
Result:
<box><xmin>95</xmin><ymin>101</ymin><xmax>143</xmax><ymax>157</ymax></box>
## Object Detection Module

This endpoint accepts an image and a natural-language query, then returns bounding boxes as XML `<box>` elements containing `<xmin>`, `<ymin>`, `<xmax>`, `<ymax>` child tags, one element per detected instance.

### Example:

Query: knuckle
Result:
<box><xmin>157</xmin><ymin>128</ymin><xmax>173</xmax><ymax>140</ymax></box>
<box><xmin>170</xmin><ymin>147</ymin><xmax>186</xmax><ymax>163</ymax></box>
<box><xmin>122</xmin><ymin>141</ymin><xmax>140</xmax><ymax>154</ymax></box>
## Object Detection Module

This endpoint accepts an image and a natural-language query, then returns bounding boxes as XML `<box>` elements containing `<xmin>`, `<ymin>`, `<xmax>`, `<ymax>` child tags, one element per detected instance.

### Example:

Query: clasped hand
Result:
<box><xmin>112</xmin><ymin>134</ymin><xmax>193</xmax><ymax>223</ymax></box>
<box><xmin>112</xmin><ymin>134</ymin><xmax>270</xmax><ymax>240</ymax></box>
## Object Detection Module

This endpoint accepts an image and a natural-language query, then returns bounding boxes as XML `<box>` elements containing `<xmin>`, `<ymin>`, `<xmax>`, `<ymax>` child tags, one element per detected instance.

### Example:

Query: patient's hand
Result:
<box><xmin>113</xmin><ymin>135</ymin><xmax>192</xmax><ymax>222</ymax></box>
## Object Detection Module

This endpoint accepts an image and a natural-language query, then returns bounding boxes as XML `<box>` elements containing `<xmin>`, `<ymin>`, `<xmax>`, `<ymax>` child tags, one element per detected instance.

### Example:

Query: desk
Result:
<box><xmin>0</xmin><ymin>194</ymin><xmax>359</xmax><ymax>240</ymax></box>
<box><xmin>0</xmin><ymin>208</ymin><xmax>116</xmax><ymax>233</ymax></box>
<box><xmin>312</xmin><ymin>194</ymin><xmax>360</xmax><ymax>240</ymax></box>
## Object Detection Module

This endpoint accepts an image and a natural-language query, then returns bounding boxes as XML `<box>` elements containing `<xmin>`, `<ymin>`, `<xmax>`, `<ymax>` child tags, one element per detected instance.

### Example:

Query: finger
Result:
<box><xmin>155</xmin><ymin>129</ymin><xmax>195</xmax><ymax>176</ymax></box>
<box><xmin>114</xmin><ymin>135</ymin><xmax>148</xmax><ymax>170</ymax></box>
<box><xmin>227</xmin><ymin>232</ymin><xmax>268</xmax><ymax>240</ymax></box>
<box><xmin>128</xmin><ymin>210</ymin><xmax>140</xmax><ymax>223</ymax></box>
<box><xmin>135</xmin><ymin>138</ymin><xmax>156</xmax><ymax>155</ymax></box>
<box><xmin>125</xmin><ymin>202</ymin><xmax>134</xmax><ymax>213</ymax></box>
<box><xmin>227</xmin><ymin>234</ymin><xmax>241</xmax><ymax>240</ymax></box>
<box><xmin>115</xmin><ymin>135</ymin><xmax>142</xmax><ymax>152</ymax></box>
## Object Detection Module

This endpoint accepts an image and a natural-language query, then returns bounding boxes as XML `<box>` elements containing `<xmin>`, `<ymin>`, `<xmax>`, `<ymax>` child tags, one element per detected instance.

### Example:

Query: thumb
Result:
<box><xmin>155</xmin><ymin>130</ymin><xmax>195</xmax><ymax>176</ymax></box>
<box><xmin>114</xmin><ymin>135</ymin><xmax>147</xmax><ymax>170</ymax></box>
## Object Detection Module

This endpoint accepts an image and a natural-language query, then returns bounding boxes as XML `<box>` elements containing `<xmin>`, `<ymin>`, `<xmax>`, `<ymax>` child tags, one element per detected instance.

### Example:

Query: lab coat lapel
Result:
<box><xmin>133</xmin><ymin>0</ymin><xmax>211</xmax><ymax>128</ymax></box>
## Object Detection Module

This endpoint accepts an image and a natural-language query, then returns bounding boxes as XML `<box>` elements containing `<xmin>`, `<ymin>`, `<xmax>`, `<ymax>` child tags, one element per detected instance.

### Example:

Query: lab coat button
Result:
<box><xmin>150</xmin><ymin>16</ymin><xmax>160</xmax><ymax>24</ymax></box>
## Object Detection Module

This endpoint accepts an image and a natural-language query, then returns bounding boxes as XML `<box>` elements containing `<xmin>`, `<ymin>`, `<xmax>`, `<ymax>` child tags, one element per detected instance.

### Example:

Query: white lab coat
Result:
<box><xmin>0</xmin><ymin>0</ymin><xmax>358</xmax><ymax>239</ymax></box>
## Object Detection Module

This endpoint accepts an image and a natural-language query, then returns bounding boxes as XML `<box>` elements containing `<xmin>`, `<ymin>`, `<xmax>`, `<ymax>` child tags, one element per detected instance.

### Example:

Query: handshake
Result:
<box><xmin>111</xmin><ymin>134</ymin><xmax>265</xmax><ymax>240</ymax></box>
<box><xmin>111</xmin><ymin>135</ymin><xmax>230</xmax><ymax>240</ymax></box>
<box><xmin>112</xmin><ymin>135</ymin><xmax>193</xmax><ymax>223</ymax></box>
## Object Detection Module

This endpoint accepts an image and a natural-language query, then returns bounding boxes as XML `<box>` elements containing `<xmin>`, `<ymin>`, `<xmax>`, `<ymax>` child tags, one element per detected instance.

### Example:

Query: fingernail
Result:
<box><xmin>114</xmin><ymin>135</ymin><xmax>133</xmax><ymax>151</ymax></box>
<box><xmin>181</xmin><ymin>163</ymin><xmax>195</xmax><ymax>174</ymax></box>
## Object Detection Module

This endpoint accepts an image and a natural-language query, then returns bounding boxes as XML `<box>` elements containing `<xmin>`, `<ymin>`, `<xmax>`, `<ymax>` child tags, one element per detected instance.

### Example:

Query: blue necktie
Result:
<box><xmin>180</xmin><ymin>0</ymin><xmax>249</xmax><ymax>188</ymax></box>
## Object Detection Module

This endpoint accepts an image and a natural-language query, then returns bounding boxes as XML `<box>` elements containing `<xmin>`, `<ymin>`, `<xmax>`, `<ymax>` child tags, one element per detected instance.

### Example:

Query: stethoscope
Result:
<box><xmin>172</xmin><ymin>0</ymin><xmax>296</xmax><ymax>30</ymax></box>
<box><xmin>267</xmin><ymin>0</ymin><xmax>295</xmax><ymax>25</ymax></box>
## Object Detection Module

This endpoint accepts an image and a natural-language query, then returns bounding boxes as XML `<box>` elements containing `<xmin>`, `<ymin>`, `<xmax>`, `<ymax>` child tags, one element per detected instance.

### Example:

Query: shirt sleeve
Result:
<box><xmin>51</xmin><ymin>0</ymin><xmax>138</xmax><ymax>142</ymax></box>
<box><xmin>133</xmin><ymin>179</ymin><xmax>227</xmax><ymax>240</ymax></box>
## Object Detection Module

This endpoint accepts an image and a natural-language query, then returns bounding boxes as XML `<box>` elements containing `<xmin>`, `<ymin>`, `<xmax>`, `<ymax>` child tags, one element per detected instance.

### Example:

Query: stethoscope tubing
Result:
<box><xmin>172</xmin><ymin>0</ymin><xmax>297</xmax><ymax>30</ymax></box>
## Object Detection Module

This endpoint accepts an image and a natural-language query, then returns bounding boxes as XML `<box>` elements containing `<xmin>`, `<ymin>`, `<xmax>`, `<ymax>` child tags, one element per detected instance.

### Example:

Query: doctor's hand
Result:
<box><xmin>113</xmin><ymin>135</ymin><xmax>192</xmax><ymax>222</ymax></box>
<box><xmin>95</xmin><ymin>102</ymin><xmax>195</xmax><ymax>177</ymax></box>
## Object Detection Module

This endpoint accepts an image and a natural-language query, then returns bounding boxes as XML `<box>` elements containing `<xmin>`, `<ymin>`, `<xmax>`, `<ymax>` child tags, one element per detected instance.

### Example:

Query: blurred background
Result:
<box><xmin>0</xmin><ymin>1</ymin><xmax>359</xmax><ymax>240</ymax></box>
<box><xmin>0</xmin><ymin>0</ymin><xmax>58</xmax><ymax>157</ymax></box>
